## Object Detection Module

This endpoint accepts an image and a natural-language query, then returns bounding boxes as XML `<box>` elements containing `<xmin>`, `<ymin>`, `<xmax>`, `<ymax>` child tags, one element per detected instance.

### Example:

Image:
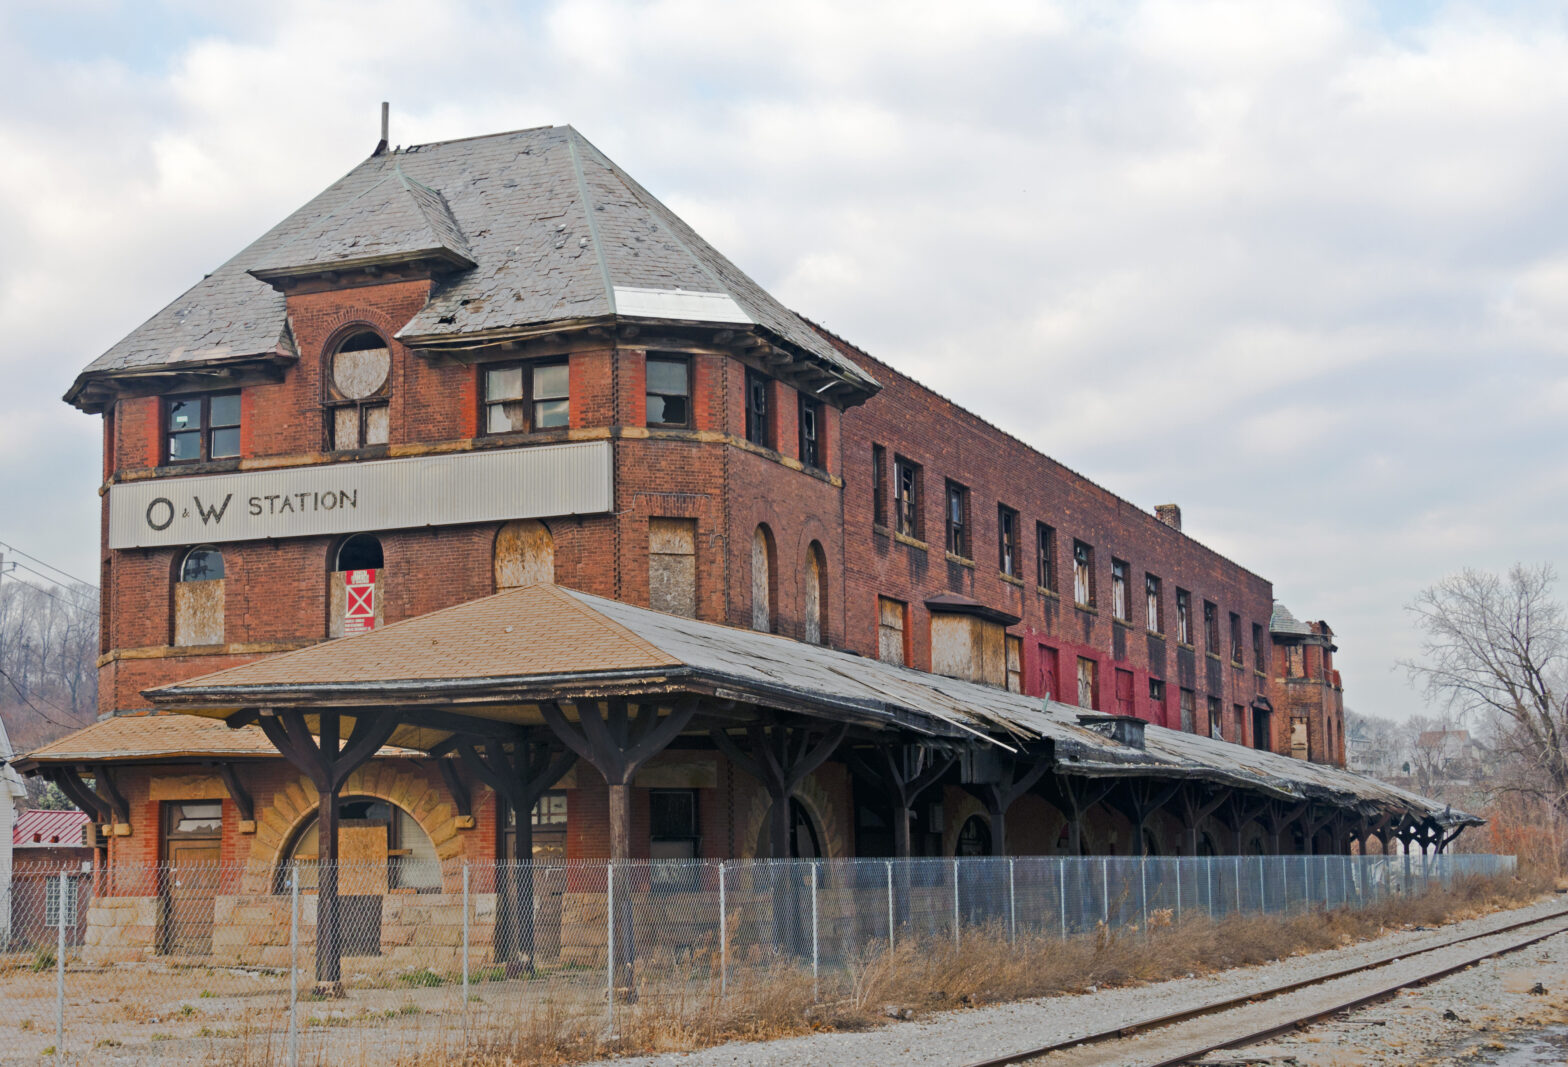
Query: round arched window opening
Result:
<box><xmin>179</xmin><ymin>545</ymin><xmax>224</xmax><ymax>582</ymax></box>
<box><xmin>754</xmin><ymin>798</ymin><xmax>823</xmax><ymax>859</ymax></box>
<box><xmin>335</xmin><ymin>534</ymin><xmax>384</xmax><ymax>572</ymax></box>
<box><xmin>274</xmin><ymin>795</ymin><xmax>440</xmax><ymax>894</ymax></box>
<box><xmin>330</xmin><ymin>332</ymin><xmax>391</xmax><ymax>399</ymax></box>
<box><xmin>956</xmin><ymin>815</ymin><xmax>992</xmax><ymax>857</ymax></box>
<box><xmin>326</xmin><ymin>331</ymin><xmax>391</xmax><ymax>450</ymax></box>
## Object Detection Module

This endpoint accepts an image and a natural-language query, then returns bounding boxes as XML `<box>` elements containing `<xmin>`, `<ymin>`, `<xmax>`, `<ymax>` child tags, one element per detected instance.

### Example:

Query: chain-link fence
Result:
<box><xmin>0</xmin><ymin>852</ymin><xmax>1516</xmax><ymax>1063</ymax></box>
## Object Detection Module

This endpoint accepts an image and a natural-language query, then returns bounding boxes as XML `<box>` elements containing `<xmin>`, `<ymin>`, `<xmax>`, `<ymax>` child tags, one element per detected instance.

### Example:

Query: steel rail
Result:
<box><xmin>963</xmin><ymin>905</ymin><xmax>1568</xmax><ymax>1067</ymax></box>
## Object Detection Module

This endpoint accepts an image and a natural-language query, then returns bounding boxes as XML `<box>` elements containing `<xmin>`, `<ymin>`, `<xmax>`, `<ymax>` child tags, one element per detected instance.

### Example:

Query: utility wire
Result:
<box><xmin>0</xmin><ymin>565</ymin><xmax>90</xmax><ymax>612</ymax></box>
<box><xmin>0</xmin><ymin>540</ymin><xmax>96</xmax><ymax>588</ymax></box>
<box><xmin>0</xmin><ymin>667</ymin><xmax>80</xmax><ymax>730</ymax></box>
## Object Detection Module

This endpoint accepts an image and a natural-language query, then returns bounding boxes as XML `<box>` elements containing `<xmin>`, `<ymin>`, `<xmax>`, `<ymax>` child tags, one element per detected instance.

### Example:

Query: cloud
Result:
<box><xmin>2</xmin><ymin>0</ymin><xmax>1566</xmax><ymax>723</ymax></box>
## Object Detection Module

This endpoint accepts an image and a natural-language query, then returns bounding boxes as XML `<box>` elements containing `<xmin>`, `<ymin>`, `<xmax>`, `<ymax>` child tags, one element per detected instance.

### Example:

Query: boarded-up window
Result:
<box><xmin>330</xmin><ymin>535</ymin><xmax>385</xmax><ymax>638</ymax></box>
<box><xmin>1006</xmin><ymin>635</ymin><xmax>1023</xmax><ymax>693</ymax></box>
<box><xmin>1179</xmin><ymin>688</ymin><xmax>1196</xmax><ymax>732</ymax></box>
<box><xmin>1076</xmin><ymin>657</ymin><xmax>1097</xmax><ymax>709</ymax></box>
<box><xmin>649</xmin><ymin>518</ymin><xmax>697</xmax><ymax>617</ymax></box>
<box><xmin>878</xmin><ymin>597</ymin><xmax>907</xmax><ymax>666</ymax></box>
<box><xmin>1114</xmin><ymin>668</ymin><xmax>1134</xmax><ymax>714</ymax></box>
<box><xmin>751</xmin><ymin>526</ymin><xmax>774</xmax><ymax>631</ymax></box>
<box><xmin>1285</xmin><ymin>644</ymin><xmax>1305</xmax><ymax>678</ymax></box>
<box><xmin>174</xmin><ymin>546</ymin><xmax>224</xmax><ymax>646</ymax></box>
<box><xmin>1038</xmin><ymin>644</ymin><xmax>1059</xmax><ymax>701</ymax></box>
<box><xmin>1290</xmin><ymin>716</ymin><xmax>1308</xmax><ymax>759</ymax></box>
<box><xmin>495</xmin><ymin>520</ymin><xmax>554</xmax><ymax>589</ymax></box>
<box><xmin>932</xmin><ymin>613</ymin><xmax>1007</xmax><ymax>687</ymax></box>
<box><xmin>804</xmin><ymin>542</ymin><xmax>826</xmax><ymax>644</ymax></box>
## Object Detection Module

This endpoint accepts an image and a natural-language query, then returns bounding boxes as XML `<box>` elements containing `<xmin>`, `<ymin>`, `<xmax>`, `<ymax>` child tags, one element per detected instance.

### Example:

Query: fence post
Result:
<box><xmin>1101</xmin><ymin>857</ymin><xmax>1109</xmax><ymax>925</ymax></box>
<box><xmin>952</xmin><ymin>858</ymin><xmax>961</xmax><ymax>947</ymax></box>
<box><xmin>886</xmin><ymin>861</ymin><xmax>895</xmax><ymax>950</ymax></box>
<box><xmin>606</xmin><ymin>861</ymin><xmax>615</xmax><ymax>1030</ymax></box>
<box><xmin>1302</xmin><ymin>854</ymin><xmax>1309</xmax><ymax>914</ymax></box>
<box><xmin>1208</xmin><ymin>856</ymin><xmax>1215</xmax><ymax>919</ymax></box>
<box><xmin>462</xmin><ymin>862</ymin><xmax>471</xmax><ymax>1048</ymax></box>
<box><xmin>1258</xmin><ymin>853</ymin><xmax>1266</xmax><ymax>913</ymax></box>
<box><xmin>55</xmin><ymin>869</ymin><xmax>66</xmax><ymax>1060</ymax></box>
<box><xmin>1234</xmin><ymin>855</ymin><xmax>1242</xmax><ymax>914</ymax></box>
<box><xmin>1175</xmin><ymin>858</ymin><xmax>1182</xmax><ymax>924</ymax></box>
<box><xmin>289</xmin><ymin>865</ymin><xmax>300</xmax><ymax>1067</ymax></box>
<box><xmin>719</xmin><ymin>861</ymin><xmax>728</xmax><ymax>997</ymax></box>
<box><xmin>1008</xmin><ymin>858</ymin><xmax>1017</xmax><ymax>944</ymax></box>
<box><xmin>811</xmin><ymin>863</ymin><xmax>820</xmax><ymax>999</ymax></box>
<box><xmin>1058</xmin><ymin>859</ymin><xmax>1067</xmax><ymax>940</ymax></box>
<box><xmin>1139</xmin><ymin>856</ymin><xmax>1148</xmax><ymax>934</ymax></box>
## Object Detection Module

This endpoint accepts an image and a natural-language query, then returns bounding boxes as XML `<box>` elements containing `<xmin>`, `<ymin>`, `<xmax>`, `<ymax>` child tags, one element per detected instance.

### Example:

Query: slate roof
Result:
<box><xmin>145</xmin><ymin>584</ymin><xmax>1477</xmax><ymax>828</ymax></box>
<box><xmin>1270</xmin><ymin>601</ymin><xmax>1313</xmax><ymax>636</ymax></box>
<box><xmin>68</xmin><ymin>125</ymin><xmax>877</xmax><ymax>409</ymax></box>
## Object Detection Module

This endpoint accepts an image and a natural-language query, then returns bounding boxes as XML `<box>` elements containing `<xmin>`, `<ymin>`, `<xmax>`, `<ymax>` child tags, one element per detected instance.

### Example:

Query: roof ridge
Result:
<box><xmin>395</xmin><ymin>123</ymin><xmax>560</xmax><ymax>153</ymax></box>
<box><xmin>565</xmin><ymin>129</ymin><xmax>617</xmax><ymax>315</ymax></box>
<box><xmin>546</xmin><ymin>584</ymin><xmax>680</xmax><ymax>666</ymax></box>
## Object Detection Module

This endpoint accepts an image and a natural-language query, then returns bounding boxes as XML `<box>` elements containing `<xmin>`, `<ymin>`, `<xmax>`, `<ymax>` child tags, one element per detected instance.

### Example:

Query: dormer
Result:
<box><xmin>925</xmin><ymin>592</ymin><xmax>1021</xmax><ymax>688</ymax></box>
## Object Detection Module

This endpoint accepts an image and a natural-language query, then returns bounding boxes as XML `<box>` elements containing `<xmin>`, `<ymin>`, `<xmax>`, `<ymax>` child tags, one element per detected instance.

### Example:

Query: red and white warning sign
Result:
<box><xmin>343</xmin><ymin>569</ymin><xmax>378</xmax><ymax>636</ymax></box>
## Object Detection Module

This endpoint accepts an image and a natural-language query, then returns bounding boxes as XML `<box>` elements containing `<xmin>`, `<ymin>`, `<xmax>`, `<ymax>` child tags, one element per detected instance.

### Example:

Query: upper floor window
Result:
<box><xmin>1253</xmin><ymin>622</ymin><xmax>1266</xmax><ymax>672</ymax></box>
<box><xmin>1111</xmin><ymin>559</ymin><xmax>1130</xmax><ymax>622</ymax></box>
<box><xmin>174</xmin><ymin>545</ymin><xmax>224</xmax><ymax>647</ymax></box>
<box><xmin>180</xmin><ymin>546</ymin><xmax>224</xmax><ymax>582</ymax></box>
<box><xmin>877</xmin><ymin>596</ymin><xmax>908</xmax><ymax>667</ymax></box>
<box><xmin>166</xmin><ymin>392</ymin><xmax>240</xmax><ymax>464</ymax></box>
<box><xmin>646</xmin><ymin>355</ymin><xmax>691</xmax><ymax>428</ymax></box>
<box><xmin>894</xmin><ymin>456</ymin><xmax>922</xmax><ymax>538</ymax></box>
<box><xmin>1145</xmin><ymin>574</ymin><xmax>1162</xmax><ymax>633</ymax></box>
<box><xmin>1037</xmin><ymin>523</ymin><xmax>1056</xmax><ymax>591</ymax></box>
<box><xmin>798</xmin><ymin>394</ymin><xmax>822</xmax><ymax>469</ymax></box>
<box><xmin>1176</xmin><ymin>588</ymin><xmax>1192</xmax><ymax>645</ymax></box>
<box><xmin>484</xmin><ymin>360</ymin><xmax>569</xmax><ymax>434</ymax></box>
<box><xmin>1207</xmin><ymin>695</ymin><xmax>1223</xmax><ymax>739</ymax></box>
<box><xmin>1229</xmin><ymin>612</ymin><xmax>1244</xmax><ymax>665</ymax></box>
<box><xmin>872</xmin><ymin>445</ymin><xmax>888</xmax><ymax>527</ymax></box>
<box><xmin>998</xmin><ymin>505</ymin><xmax>1020</xmax><ymax>577</ymax></box>
<box><xmin>1204</xmin><ymin>600</ymin><xmax>1220</xmax><ymax>654</ymax></box>
<box><xmin>945</xmin><ymin>481</ymin><xmax>970</xmax><ymax>558</ymax></box>
<box><xmin>326</xmin><ymin>332</ymin><xmax>391</xmax><ymax>450</ymax></box>
<box><xmin>745</xmin><ymin>369</ymin><xmax>771</xmax><ymax>448</ymax></box>
<box><xmin>1072</xmin><ymin>540</ymin><xmax>1095</xmax><ymax>607</ymax></box>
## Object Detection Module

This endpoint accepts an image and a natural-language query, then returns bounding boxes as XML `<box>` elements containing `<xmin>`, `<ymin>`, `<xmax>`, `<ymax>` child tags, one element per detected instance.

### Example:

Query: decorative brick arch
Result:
<box><xmin>242</xmin><ymin>761</ymin><xmax>465</xmax><ymax>893</ymax></box>
<box><xmin>738</xmin><ymin>772</ymin><xmax>848</xmax><ymax>860</ymax></box>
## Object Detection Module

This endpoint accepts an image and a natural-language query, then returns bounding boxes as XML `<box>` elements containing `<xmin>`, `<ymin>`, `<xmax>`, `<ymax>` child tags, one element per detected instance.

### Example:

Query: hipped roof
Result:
<box><xmin>144</xmin><ymin>584</ymin><xmax>1477</xmax><ymax>829</ymax></box>
<box><xmin>68</xmin><ymin>125</ymin><xmax>877</xmax><ymax>410</ymax></box>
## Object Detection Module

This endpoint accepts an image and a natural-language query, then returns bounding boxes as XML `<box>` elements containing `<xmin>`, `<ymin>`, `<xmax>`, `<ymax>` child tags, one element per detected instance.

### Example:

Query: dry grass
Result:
<box><xmin>444</xmin><ymin>872</ymin><xmax>1550</xmax><ymax>1067</ymax></box>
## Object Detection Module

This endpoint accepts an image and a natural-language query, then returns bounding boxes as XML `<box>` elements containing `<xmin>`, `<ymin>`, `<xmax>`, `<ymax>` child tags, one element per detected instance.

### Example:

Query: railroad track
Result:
<box><xmin>964</xmin><ymin>905</ymin><xmax>1568</xmax><ymax>1067</ymax></box>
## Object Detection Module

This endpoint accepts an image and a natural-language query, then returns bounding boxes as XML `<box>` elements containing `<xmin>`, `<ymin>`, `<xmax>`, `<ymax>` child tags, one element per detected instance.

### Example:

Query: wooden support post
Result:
<box><xmin>216</xmin><ymin>764</ymin><xmax>255</xmax><ymax>826</ymax></box>
<box><xmin>1104</xmin><ymin>779</ymin><xmax>1182</xmax><ymax>856</ymax></box>
<box><xmin>256</xmin><ymin>707</ymin><xmax>397</xmax><ymax>996</ymax></box>
<box><xmin>1039</xmin><ymin>775</ymin><xmax>1114</xmax><ymax>855</ymax></box>
<box><xmin>541</xmin><ymin>698</ymin><xmax>698</xmax><ymax>997</ymax></box>
<box><xmin>962</xmin><ymin>749</ymin><xmax>1054</xmax><ymax>857</ymax></box>
<box><xmin>846</xmin><ymin>744</ymin><xmax>953</xmax><ymax>929</ymax></box>
<box><xmin>1175</xmin><ymin>785</ymin><xmax>1231</xmax><ymax>856</ymax></box>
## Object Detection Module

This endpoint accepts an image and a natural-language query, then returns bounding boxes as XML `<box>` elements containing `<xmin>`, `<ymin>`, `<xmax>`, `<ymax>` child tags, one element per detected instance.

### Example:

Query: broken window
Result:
<box><xmin>1204</xmin><ymin>600</ymin><xmax>1220</xmax><ymax>654</ymax></box>
<box><xmin>1229</xmin><ymin>612</ymin><xmax>1244</xmax><ymax>665</ymax></box>
<box><xmin>1145</xmin><ymin>574</ymin><xmax>1162</xmax><ymax>633</ymax></box>
<box><xmin>1176</xmin><ymin>589</ymin><xmax>1192</xmax><ymax>645</ymax></box>
<box><xmin>872</xmin><ymin>445</ymin><xmax>888</xmax><ymax>527</ymax></box>
<box><xmin>1286</xmin><ymin>644</ymin><xmax>1305</xmax><ymax>678</ymax></box>
<box><xmin>648</xmin><ymin>518</ymin><xmax>697</xmax><ymax>618</ymax></box>
<box><xmin>1076</xmin><ymin>656</ymin><xmax>1097</xmax><ymax>710</ymax></box>
<box><xmin>1179</xmin><ymin>688</ymin><xmax>1196</xmax><ymax>732</ymax></box>
<box><xmin>798</xmin><ymin>394</ymin><xmax>822</xmax><ymax>469</ymax></box>
<box><xmin>166</xmin><ymin>391</ymin><xmax>241</xmax><ymax>463</ymax></box>
<box><xmin>1207</xmin><ymin>696</ymin><xmax>1222</xmax><ymax>739</ymax></box>
<box><xmin>1037</xmin><ymin>523</ymin><xmax>1056</xmax><ymax>591</ymax></box>
<box><xmin>1073</xmin><ymin>540</ymin><xmax>1095</xmax><ymax>607</ymax></box>
<box><xmin>1111</xmin><ymin>559</ymin><xmax>1130</xmax><ymax>622</ymax></box>
<box><xmin>745</xmin><ymin>369</ymin><xmax>771</xmax><ymax>448</ymax></box>
<box><xmin>494</xmin><ymin>519</ymin><xmax>554</xmax><ymax>589</ymax></box>
<box><xmin>1149</xmin><ymin>677</ymin><xmax>1165</xmax><ymax>704</ymax></box>
<box><xmin>877</xmin><ymin>596</ymin><xmax>908</xmax><ymax>666</ymax></box>
<box><xmin>894</xmin><ymin>456</ymin><xmax>921</xmax><ymax>538</ymax></box>
<box><xmin>945</xmin><ymin>481</ymin><xmax>970</xmax><ymax>558</ymax></box>
<box><xmin>325</xmin><ymin>332</ymin><xmax>392</xmax><ymax>450</ymax></box>
<box><xmin>484</xmin><ymin>360</ymin><xmax>569</xmax><ymax>434</ymax></box>
<box><xmin>1253</xmin><ymin>623</ymin><xmax>1266</xmax><ymax>673</ymax></box>
<box><xmin>751</xmin><ymin>525</ymin><xmax>775</xmax><ymax>632</ymax></box>
<box><xmin>1007</xmin><ymin>635</ymin><xmax>1023</xmax><ymax>693</ymax></box>
<box><xmin>174</xmin><ymin>545</ymin><xmax>225</xmax><ymax>647</ymax></box>
<box><xmin>998</xmin><ymin>505</ymin><xmax>1020</xmax><ymax>578</ymax></box>
<box><xmin>645</xmin><ymin>354</ymin><xmax>691</xmax><ymax>428</ymax></box>
<box><xmin>1233</xmin><ymin>704</ymin><xmax>1246</xmax><ymax>745</ymax></box>
<box><xmin>650</xmin><ymin>789</ymin><xmax>700</xmax><ymax>862</ymax></box>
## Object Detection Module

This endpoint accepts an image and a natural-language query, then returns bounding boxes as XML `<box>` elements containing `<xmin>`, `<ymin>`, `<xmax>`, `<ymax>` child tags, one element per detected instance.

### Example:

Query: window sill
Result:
<box><xmin>873</xmin><ymin>523</ymin><xmax>891</xmax><ymax>538</ymax></box>
<box><xmin>1037</xmin><ymin>586</ymin><xmax>1059</xmax><ymax>599</ymax></box>
<box><xmin>1231</xmin><ymin>660</ymin><xmax>1245</xmax><ymax>670</ymax></box>
<box><xmin>1112</xmin><ymin>617</ymin><xmax>1134</xmax><ymax>628</ymax></box>
<box><xmin>1176</xmin><ymin>642</ymin><xmax>1194</xmax><ymax>651</ymax></box>
<box><xmin>893</xmin><ymin>531</ymin><xmax>929</xmax><ymax>552</ymax></box>
<box><xmin>1074</xmin><ymin>603</ymin><xmax>1098</xmax><ymax>615</ymax></box>
<box><xmin>945</xmin><ymin>552</ymin><xmax>975</xmax><ymax>568</ymax></box>
<box><xmin>1147</xmin><ymin>629</ymin><xmax>1166</xmax><ymax>639</ymax></box>
<box><xmin>1000</xmin><ymin>573</ymin><xmax>1025</xmax><ymax>587</ymax></box>
<box><xmin>1207</xmin><ymin>652</ymin><xmax>1222</xmax><ymax>661</ymax></box>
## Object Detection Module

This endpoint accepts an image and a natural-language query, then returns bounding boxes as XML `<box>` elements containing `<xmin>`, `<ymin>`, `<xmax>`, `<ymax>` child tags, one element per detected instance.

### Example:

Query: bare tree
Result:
<box><xmin>1403</xmin><ymin>564</ymin><xmax>1568</xmax><ymax>816</ymax></box>
<box><xmin>0</xmin><ymin>576</ymin><xmax>99</xmax><ymax>755</ymax></box>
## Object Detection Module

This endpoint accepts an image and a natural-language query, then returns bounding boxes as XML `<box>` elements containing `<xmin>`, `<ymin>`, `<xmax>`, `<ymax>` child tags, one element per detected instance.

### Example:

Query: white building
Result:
<box><xmin>0</xmin><ymin>717</ymin><xmax>26</xmax><ymax>946</ymax></box>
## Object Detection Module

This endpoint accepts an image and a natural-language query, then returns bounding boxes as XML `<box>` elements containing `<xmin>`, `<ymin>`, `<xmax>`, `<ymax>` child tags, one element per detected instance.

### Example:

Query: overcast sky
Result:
<box><xmin>2</xmin><ymin>0</ymin><xmax>1565</xmax><ymax>724</ymax></box>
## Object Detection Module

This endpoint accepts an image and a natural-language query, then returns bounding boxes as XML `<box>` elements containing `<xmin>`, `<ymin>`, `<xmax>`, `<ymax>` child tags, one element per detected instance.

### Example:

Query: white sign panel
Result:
<box><xmin>108</xmin><ymin>441</ymin><xmax>613</xmax><ymax>549</ymax></box>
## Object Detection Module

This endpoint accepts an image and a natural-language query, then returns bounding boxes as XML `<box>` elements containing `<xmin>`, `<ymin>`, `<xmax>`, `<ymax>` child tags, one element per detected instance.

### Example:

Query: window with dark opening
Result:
<box><xmin>945</xmin><ymin>481</ymin><xmax>970</xmax><ymax>558</ymax></box>
<box><xmin>1253</xmin><ymin>623</ymin><xmax>1266</xmax><ymax>672</ymax></box>
<box><xmin>1111</xmin><ymin>559</ymin><xmax>1130</xmax><ymax>621</ymax></box>
<box><xmin>1037</xmin><ymin>523</ymin><xmax>1056</xmax><ymax>591</ymax></box>
<box><xmin>166</xmin><ymin>392</ymin><xmax>240</xmax><ymax>463</ymax></box>
<box><xmin>1145</xmin><ymin>574</ymin><xmax>1162</xmax><ymax>632</ymax></box>
<box><xmin>1204</xmin><ymin>600</ymin><xmax>1220</xmax><ymax>654</ymax></box>
<box><xmin>872</xmin><ymin>445</ymin><xmax>888</xmax><ymax>527</ymax></box>
<box><xmin>1073</xmin><ymin>540</ymin><xmax>1095</xmax><ymax>607</ymax></box>
<box><xmin>650</xmin><ymin>789</ymin><xmax>699</xmax><ymax>864</ymax></box>
<box><xmin>335</xmin><ymin>534</ymin><xmax>384</xmax><ymax>571</ymax></box>
<box><xmin>645</xmin><ymin>355</ymin><xmax>690</xmax><ymax>428</ymax></box>
<box><xmin>745</xmin><ymin>369</ymin><xmax>771</xmax><ymax>447</ymax></box>
<box><xmin>798</xmin><ymin>394</ymin><xmax>822</xmax><ymax>469</ymax></box>
<box><xmin>1176</xmin><ymin>589</ymin><xmax>1192</xmax><ymax>645</ymax></box>
<box><xmin>1229</xmin><ymin>612</ymin><xmax>1244</xmax><ymax>665</ymax></box>
<box><xmin>998</xmin><ymin>505</ymin><xmax>1020</xmax><ymax>577</ymax></box>
<box><xmin>484</xmin><ymin>360</ymin><xmax>569</xmax><ymax>434</ymax></box>
<box><xmin>894</xmin><ymin>456</ymin><xmax>921</xmax><ymax>538</ymax></box>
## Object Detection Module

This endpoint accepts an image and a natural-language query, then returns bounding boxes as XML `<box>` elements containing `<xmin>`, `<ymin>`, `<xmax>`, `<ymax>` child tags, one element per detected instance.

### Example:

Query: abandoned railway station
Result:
<box><xmin>12</xmin><ymin>122</ymin><xmax>1474</xmax><ymax>984</ymax></box>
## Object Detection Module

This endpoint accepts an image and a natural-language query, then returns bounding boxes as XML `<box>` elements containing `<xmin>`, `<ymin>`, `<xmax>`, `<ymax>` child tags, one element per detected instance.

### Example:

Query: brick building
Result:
<box><xmin>15</xmin><ymin>124</ymin><xmax>1467</xmax><ymax>981</ymax></box>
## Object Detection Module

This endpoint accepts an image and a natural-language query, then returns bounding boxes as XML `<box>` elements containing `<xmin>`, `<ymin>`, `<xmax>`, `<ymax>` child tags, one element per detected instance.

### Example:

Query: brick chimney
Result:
<box><xmin>1155</xmin><ymin>504</ymin><xmax>1182</xmax><ymax>531</ymax></box>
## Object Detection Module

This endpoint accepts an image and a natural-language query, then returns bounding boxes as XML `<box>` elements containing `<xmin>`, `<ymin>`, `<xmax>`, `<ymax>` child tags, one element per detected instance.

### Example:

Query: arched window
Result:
<box><xmin>803</xmin><ymin>541</ymin><xmax>827</xmax><ymax>645</ymax></box>
<box><xmin>754</xmin><ymin>798</ymin><xmax>823</xmax><ymax>859</ymax></box>
<box><xmin>330</xmin><ymin>535</ymin><xmax>384</xmax><ymax>637</ymax></box>
<box><xmin>325</xmin><ymin>331</ymin><xmax>391</xmax><ymax>451</ymax></box>
<box><xmin>955</xmin><ymin>815</ymin><xmax>992</xmax><ymax>857</ymax></box>
<box><xmin>173</xmin><ymin>545</ymin><xmax>225</xmax><ymax>646</ymax></box>
<box><xmin>495</xmin><ymin>520</ymin><xmax>554</xmax><ymax>589</ymax></box>
<box><xmin>276</xmin><ymin>795</ymin><xmax>441</xmax><ymax>894</ymax></box>
<box><xmin>751</xmin><ymin>525</ymin><xmax>775</xmax><ymax>632</ymax></box>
